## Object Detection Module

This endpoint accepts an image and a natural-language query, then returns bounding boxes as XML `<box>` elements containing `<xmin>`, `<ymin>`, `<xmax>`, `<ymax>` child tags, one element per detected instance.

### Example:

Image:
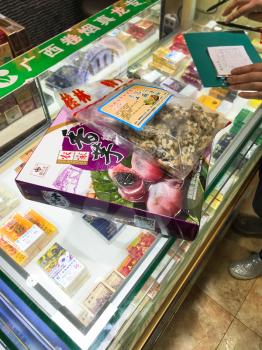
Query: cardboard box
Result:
<box><xmin>0</xmin><ymin>28</ymin><xmax>12</xmax><ymax>65</ymax></box>
<box><xmin>16</xmin><ymin>109</ymin><xmax>207</xmax><ymax>240</ymax></box>
<box><xmin>0</xmin><ymin>14</ymin><xmax>31</xmax><ymax>56</ymax></box>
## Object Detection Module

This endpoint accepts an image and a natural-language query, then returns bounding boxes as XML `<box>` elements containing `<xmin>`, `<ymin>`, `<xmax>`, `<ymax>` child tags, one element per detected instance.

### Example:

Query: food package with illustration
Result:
<box><xmin>16</xmin><ymin>104</ymin><xmax>209</xmax><ymax>240</ymax></box>
<box><xmin>0</xmin><ymin>210</ymin><xmax>57</xmax><ymax>266</ymax></box>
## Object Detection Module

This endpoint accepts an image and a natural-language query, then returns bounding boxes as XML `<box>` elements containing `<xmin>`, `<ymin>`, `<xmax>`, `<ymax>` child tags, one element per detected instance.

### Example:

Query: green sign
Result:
<box><xmin>0</xmin><ymin>0</ymin><xmax>159</xmax><ymax>99</ymax></box>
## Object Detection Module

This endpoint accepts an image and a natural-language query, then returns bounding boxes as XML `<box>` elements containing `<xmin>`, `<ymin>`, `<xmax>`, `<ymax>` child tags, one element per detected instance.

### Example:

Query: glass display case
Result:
<box><xmin>0</xmin><ymin>1</ymin><xmax>261</xmax><ymax>349</ymax></box>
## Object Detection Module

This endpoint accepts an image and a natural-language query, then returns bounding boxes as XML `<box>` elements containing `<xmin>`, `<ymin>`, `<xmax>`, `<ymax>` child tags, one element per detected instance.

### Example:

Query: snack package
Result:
<box><xmin>83</xmin><ymin>282</ymin><xmax>113</xmax><ymax>315</ymax></box>
<box><xmin>46</xmin><ymin>65</ymin><xmax>84</xmax><ymax>91</ymax></box>
<box><xmin>38</xmin><ymin>242</ymin><xmax>88</xmax><ymax>296</ymax></box>
<box><xmin>0</xmin><ymin>235</ymin><xmax>28</xmax><ymax>266</ymax></box>
<box><xmin>75</xmin><ymin>80</ymin><xmax>225</xmax><ymax>180</ymax></box>
<box><xmin>150</xmin><ymin>47</ymin><xmax>186</xmax><ymax>76</ymax></box>
<box><xmin>170</xmin><ymin>33</ymin><xmax>190</xmax><ymax>55</ymax></box>
<box><xmin>127</xmin><ymin>232</ymin><xmax>156</xmax><ymax>260</ymax></box>
<box><xmin>0</xmin><ymin>184</ymin><xmax>20</xmax><ymax>220</ymax></box>
<box><xmin>24</xmin><ymin>209</ymin><xmax>58</xmax><ymax>238</ymax></box>
<box><xmin>126</xmin><ymin>19</ymin><xmax>156</xmax><ymax>42</ymax></box>
<box><xmin>181</xmin><ymin>62</ymin><xmax>202</xmax><ymax>90</ymax></box>
<box><xmin>46</xmin><ymin>37</ymin><xmax>127</xmax><ymax>91</ymax></box>
<box><xmin>0</xmin><ymin>214</ymin><xmax>47</xmax><ymax>258</ymax></box>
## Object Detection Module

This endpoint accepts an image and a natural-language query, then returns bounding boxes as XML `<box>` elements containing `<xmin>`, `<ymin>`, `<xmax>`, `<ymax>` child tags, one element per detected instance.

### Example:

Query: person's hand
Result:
<box><xmin>222</xmin><ymin>0</ymin><xmax>262</xmax><ymax>23</ymax></box>
<box><xmin>227</xmin><ymin>63</ymin><xmax>262</xmax><ymax>99</ymax></box>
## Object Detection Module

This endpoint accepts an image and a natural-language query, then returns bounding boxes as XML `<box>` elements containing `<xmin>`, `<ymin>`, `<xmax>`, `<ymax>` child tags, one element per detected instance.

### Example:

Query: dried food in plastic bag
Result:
<box><xmin>74</xmin><ymin>80</ymin><xmax>226</xmax><ymax>179</ymax></box>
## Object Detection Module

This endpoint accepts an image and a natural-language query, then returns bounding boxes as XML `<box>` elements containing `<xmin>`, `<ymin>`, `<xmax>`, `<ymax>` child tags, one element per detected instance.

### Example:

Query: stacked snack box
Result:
<box><xmin>0</xmin><ymin>15</ymin><xmax>33</xmax><ymax>130</ymax></box>
<box><xmin>0</xmin><ymin>14</ymin><xmax>31</xmax><ymax>58</ymax></box>
<box><xmin>0</xmin><ymin>29</ymin><xmax>13</xmax><ymax>65</ymax></box>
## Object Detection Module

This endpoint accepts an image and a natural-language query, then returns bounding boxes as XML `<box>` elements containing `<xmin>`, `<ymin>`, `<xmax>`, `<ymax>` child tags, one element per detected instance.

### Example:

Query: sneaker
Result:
<box><xmin>232</xmin><ymin>214</ymin><xmax>262</xmax><ymax>237</ymax></box>
<box><xmin>229</xmin><ymin>252</ymin><xmax>262</xmax><ymax>280</ymax></box>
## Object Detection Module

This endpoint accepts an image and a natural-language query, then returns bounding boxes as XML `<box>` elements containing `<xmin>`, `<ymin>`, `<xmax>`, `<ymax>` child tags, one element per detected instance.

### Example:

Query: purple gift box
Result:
<box><xmin>16</xmin><ymin>109</ymin><xmax>207</xmax><ymax>240</ymax></box>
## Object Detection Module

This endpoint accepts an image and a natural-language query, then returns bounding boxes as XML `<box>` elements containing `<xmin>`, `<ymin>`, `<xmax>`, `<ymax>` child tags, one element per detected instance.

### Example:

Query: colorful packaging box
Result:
<box><xmin>38</xmin><ymin>242</ymin><xmax>88</xmax><ymax>296</ymax></box>
<box><xmin>0</xmin><ymin>15</ymin><xmax>31</xmax><ymax>56</ymax></box>
<box><xmin>0</xmin><ymin>235</ymin><xmax>28</xmax><ymax>266</ymax></box>
<box><xmin>0</xmin><ymin>214</ymin><xmax>47</xmax><ymax>257</ymax></box>
<box><xmin>0</xmin><ymin>32</ymin><xmax>13</xmax><ymax>65</ymax></box>
<box><xmin>126</xmin><ymin>19</ymin><xmax>155</xmax><ymax>42</ymax></box>
<box><xmin>150</xmin><ymin>47</ymin><xmax>186</xmax><ymax>75</ymax></box>
<box><xmin>16</xmin><ymin>108</ymin><xmax>208</xmax><ymax>240</ymax></box>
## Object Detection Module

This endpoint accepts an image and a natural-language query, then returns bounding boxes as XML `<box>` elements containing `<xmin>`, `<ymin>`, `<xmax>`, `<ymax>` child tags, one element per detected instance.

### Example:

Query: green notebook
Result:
<box><xmin>184</xmin><ymin>31</ymin><xmax>262</xmax><ymax>88</ymax></box>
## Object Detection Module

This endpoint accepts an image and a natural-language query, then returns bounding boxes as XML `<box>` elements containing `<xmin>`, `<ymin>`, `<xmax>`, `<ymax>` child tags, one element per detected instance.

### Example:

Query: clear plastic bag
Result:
<box><xmin>74</xmin><ymin>80</ymin><xmax>225</xmax><ymax>180</ymax></box>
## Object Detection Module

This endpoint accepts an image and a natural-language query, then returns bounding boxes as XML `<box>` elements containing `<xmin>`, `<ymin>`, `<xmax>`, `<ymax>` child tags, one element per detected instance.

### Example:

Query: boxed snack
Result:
<box><xmin>24</xmin><ymin>209</ymin><xmax>58</xmax><ymax>238</ymax></box>
<box><xmin>170</xmin><ymin>33</ymin><xmax>190</xmax><ymax>55</ymax></box>
<box><xmin>14</xmin><ymin>85</ymin><xmax>36</xmax><ymax>115</ymax></box>
<box><xmin>0</xmin><ymin>94</ymin><xmax>22</xmax><ymax>125</ymax></box>
<box><xmin>0</xmin><ymin>235</ymin><xmax>28</xmax><ymax>266</ymax></box>
<box><xmin>126</xmin><ymin>19</ymin><xmax>155</xmax><ymax>42</ymax></box>
<box><xmin>38</xmin><ymin>242</ymin><xmax>88</xmax><ymax>296</ymax></box>
<box><xmin>83</xmin><ymin>282</ymin><xmax>113</xmax><ymax>315</ymax></box>
<box><xmin>127</xmin><ymin>232</ymin><xmax>156</xmax><ymax>260</ymax></box>
<box><xmin>150</xmin><ymin>47</ymin><xmax>186</xmax><ymax>76</ymax></box>
<box><xmin>0</xmin><ymin>81</ymin><xmax>40</xmax><ymax>130</ymax></box>
<box><xmin>0</xmin><ymin>214</ymin><xmax>47</xmax><ymax>257</ymax></box>
<box><xmin>46</xmin><ymin>38</ymin><xmax>126</xmax><ymax>90</ymax></box>
<box><xmin>0</xmin><ymin>184</ymin><xmax>20</xmax><ymax>220</ymax></box>
<box><xmin>0</xmin><ymin>30</ymin><xmax>13</xmax><ymax>65</ymax></box>
<box><xmin>181</xmin><ymin>62</ymin><xmax>202</xmax><ymax>90</ymax></box>
<box><xmin>16</xmin><ymin>105</ymin><xmax>209</xmax><ymax>240</ymax></box>
<box><xmin>0</xmin><ymin>14</ymin><xmax>31</xmax><ymax>56</ymax></box>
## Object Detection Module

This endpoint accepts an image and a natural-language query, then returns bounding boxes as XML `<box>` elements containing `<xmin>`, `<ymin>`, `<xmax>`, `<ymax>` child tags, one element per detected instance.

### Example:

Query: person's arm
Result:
<box><xmin>227</xmin><ymin>63</ymin><xmax>262</xmax><ymax>99</ymax></box>
<box><xmin>223</xmin><ymin>0</ymin><xmax>262</xmax><ymax>23</ymax></box>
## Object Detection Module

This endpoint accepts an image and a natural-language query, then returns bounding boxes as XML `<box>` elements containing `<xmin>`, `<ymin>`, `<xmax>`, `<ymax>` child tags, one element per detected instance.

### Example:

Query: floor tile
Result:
<box><xmin>153</xmin><ymin>286</ymin><xmax>233</xmax><ymax>350</ymax></box>
<box><xmin>237</xmin><ymin>278</ymin><xmax>262</xmax><ymax>337</ymax></box>
<box><xmin>197</xmin><ymin>238</ymin><xmax>255</xmax><ymax>315</ymax></box>
<box><xmin>217</xmin><ymin>318</ymin><xmax>262</xmax><ymax>350</ymax></box>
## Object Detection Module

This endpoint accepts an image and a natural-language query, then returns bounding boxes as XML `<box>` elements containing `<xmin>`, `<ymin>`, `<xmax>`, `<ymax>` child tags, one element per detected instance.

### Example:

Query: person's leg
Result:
<box><xmin>252</xmin><ymin>163</ymin><xmax>262</xmax><ymax>218</ymax></box>
<box><xmin>229</xmin><ymin>249</ymin><xmax>262</xmax><ymax>280</ymax></box>
<box><xmin>229</xmin><ymin>162</ymin><xmax>262</xmax><ymax>280</ymax></box>
<box><xmin>232</xmin><ymin>162</ymin><xmax>262</xmax><ymax>235</ymax></box>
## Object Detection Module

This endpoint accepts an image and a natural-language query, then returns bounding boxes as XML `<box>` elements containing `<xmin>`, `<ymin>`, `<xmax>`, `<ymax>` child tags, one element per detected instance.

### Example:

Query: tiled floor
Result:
<box><xmin>153</xmin><ymin>232</ymin><xmax>262</xmax><ymax>350</ymax></box>
<box><xmin>153</xmin><ymin>178</ymin><xmax>262</xmax><ymax>350</ymax></box>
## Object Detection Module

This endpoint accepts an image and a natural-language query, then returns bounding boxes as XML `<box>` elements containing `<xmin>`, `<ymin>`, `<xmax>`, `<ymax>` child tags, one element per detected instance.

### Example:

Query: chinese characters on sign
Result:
<box><xmin>0</xmin><ymin>0</ymin><xmax>158</xmax><ymax>99</ymax></box>
<box><xmin>95</xmin><ymin>15</ymin><xmax>115</xmax><ymax>26</ymax></box>
<box><xmin>59</xmin><ymin>89</ymin><xmax>91</xmax><ymax>110</ymax></box>
<box><xmin>59</xmin><ymin>80</ymin><xmax>123</xmax><ymax>111</ymax></box>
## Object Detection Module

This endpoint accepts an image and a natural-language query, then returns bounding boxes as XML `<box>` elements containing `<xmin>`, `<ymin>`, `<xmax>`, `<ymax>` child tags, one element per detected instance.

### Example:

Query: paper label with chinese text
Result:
<box><xmin>99</xmin><ymin>84</ymin><xmax>171</xmax><ymax>131</ymax></box>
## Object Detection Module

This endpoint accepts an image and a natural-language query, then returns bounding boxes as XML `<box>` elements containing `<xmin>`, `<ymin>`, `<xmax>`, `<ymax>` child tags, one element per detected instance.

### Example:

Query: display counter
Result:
<box><xmin>0</xmin><ymin>1</ymin><xmax>261</xmax><ymax>349</ymax></box>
